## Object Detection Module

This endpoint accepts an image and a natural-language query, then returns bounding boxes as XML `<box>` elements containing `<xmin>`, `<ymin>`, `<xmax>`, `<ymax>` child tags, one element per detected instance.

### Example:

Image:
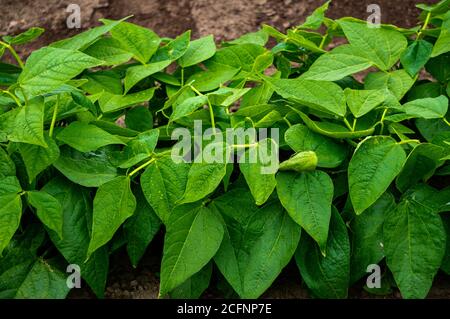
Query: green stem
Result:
<box><xmin>0</xmin><ymin>40</ymin><xmax>24</xmax><ymax>68</ymax></box>
<box><xmin>417</xmin><ymin>11</ymin><xmax>431</xmax><ymax>39</ymax></box>
<box><xmin>20</xmin><ymin>87</ymin><xmax>28</xmax><ymax>105</ymax></box>
<box><xmin>397</xmin><ymin>139</ymin><xmax>420</xmax><ymax>145</ymax></box>
<box><xmin>207</xmin><ymin>98</ymin><xmax>216</xmax><ymax>131</ymax></box>
<box><xmin>49</xmin><ymin>96</ymin><xmax>59</xmax><ymax>138</ymax></box>
<box><xmin>379</xmin><ymin>108</ymin><xmax>388</xmax><ymax>135</ymax></box>
<box><xmin>319</xmin><ymin>32</ymin><xmax>328</xmax><ymax>50</ymax></box>
<box><xmin>352</xmin><ymin>118</ymin><xmax>357</xmax><ymax>131</ymax></box>
<box><xmin>1</xmin><ymin>90</ymin><xmax>22</xmax><ymax>107</ymax></box>
<box><xmin>343</xmin><ymin>117</ymin><xmax>353</xmax><ymax>131</ymax></box>
<box><xmin>128</xmin><ymin>158</ymin><xmax>155</xmax><ymax>177</ymax></box>
<box><xmin>232</xmin><ymin>143</ymin><xmax>258</xmax><ymax>148</ymax></box>
<box><xmin>190</xmin><ymin>85</ymin><xmax>203</xmax><ymax>96</ymax></box>
<box><xmin>283</xmin><ymin>117</ymin><xmax>292</xmax><ymax>128</ymax></box>
<box><xmin>181</xmin><ymin>68</ymin><xmax>185</xmax><ymax>86</ymax></box>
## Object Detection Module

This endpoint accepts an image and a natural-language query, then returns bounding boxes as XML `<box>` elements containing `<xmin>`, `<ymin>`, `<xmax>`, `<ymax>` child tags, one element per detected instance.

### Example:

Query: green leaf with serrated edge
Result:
<box><xmin>27</xmin><ymin>191</ymin><xmax>63</xmax><ymax>239</ymax></box>
<box><xmin>159</xmin><ymin>202</ymin><xmax>224</xmax><ymax>297</ymax></box>
<box><xmin>125</xmin><ymin>106</ymin><xmax>153</xmax><ymax>132</ymax></box>
<box><xmin>384</xmin><ymin>188</ymin><xmax>446</xmax><ymax>299</ymax></box>
<box><xmin>151</xmin><ymin>31</ymin><xmax>191</xmax><ymax>63</ymax></box>
<box><xmin>344</xmin><ymin>88</ymin><xmax>386</xmax><ymax>118</ymax></box>
<box><xmin>87</xmin><ymin>176</ymin><xmax>136</xmax><ymax>259</ymax></box>
<box><xmin>0</xmin><ymin>194</ymin><xmax>22</xmax><ymax>256</ymax></box>
<box><xmin>18</xmin><ymin>47</ymin><xmax>103</xmax><ymax>96</ymax></box>
<box><xmin>43</xmin><ymin>177</ymin><xmax>109</xmax><ymax>298</ymax></box>
<box><xmin>9</xmin><ymin>97</ymin><xmax>46</xmax><ymax>147</ymax></box>
<box><xmin>295</xmin><ymin>207</ymin><xmax>350</xmax><ymax>298</ymax></box>
<box><xmin>350</xmin><ymin>192</ymin><xmax>395</xmax><ymax>284</ymax></box>
<box><xmin>124</xmin><ymin>187</ymin><xmax>161</xmax><ymax>267</ymax></box>
<box><xmin>3</xmin><ymin>27</ymin><xmax>44</xmax><ymax>45</ymax></box>
<box><xmin>56</xmin><ymin>121</ymin><xmax>125</xmax><ymax>153</ymax></box>
<box><xmin>239</xmin><ymin>138</ymin><xmax>278</xmax><ymax>206</ymax></box>
<box><xmin>285</xmin><ymin>124</ymin><xmax>347</xmax><ymax>168</ymax></box>
<box><xmin>83</xmin><ymin>37</ymin><xmax>133</xmax><ymax>66</ymax></box>
<box><xmin>396</xmin><ymin>143</ymin><xmax>446</xmax><ymax>192</ymax></box>
<box><xmin>107</xmin><ymin>20</ymin><xmax>160</xmax><ymax>64</ymax></box>
<box><xmin>98</xmin><ymin>88</ymin><xmax>156</xmax><ymax>113</ymax></box>
<box><xmin>400</xmin><ymin>40</ymin><xmax>433</xmax><ymax>76</ymax></box>
<box><xmin>14</xmin><ymin>260</ymin><xmax>70</xmax><ymax>299</ymax></box>
<box><xmin>348</xmin><ymin>136</ymin><xmax>406</xmax><ymax>215</ymax></box>
<box><xmin>301</xmin><ymin>45</ymin><xmax>373</xmax><ymax>81</ymax></box>
<box><xmin>170</xmin><ymin>95</ymin><xmax>208</xmax><ymax>122</ymax></box>
<box><xmin>124</xmin><ymin>60</ymin><xmax>172</xmax><ymax>94</ymax></box>
<box><xmin>179</xmin><ymin>35</ymin><xmax>216</xmax><ymax>68</ymax></box>
<box><xmin>432</xmin><ymin>12</ymin><xmax>450</xmax><ymax>57</ymax></box>
<box><xmin>53</xmin><ymin>146</ymin><xmax>117</xmax><ymax>188</ymax></box>
<box><xmin>401</xmin><ymin>96</ymin><xmax>449</xmax><ymax>119</ymax></box>
<box><xmin>338</xmin><ymin>19</ymin><xmax>407</xmax><ymax>70</ymax></box>
<box><xmin>277</xmin><ymin>170</ymin><xmax>333</xmax><ymax>254</ymax></box>
<box><xmin>169</xmin><ymin>263</ymin><xmax>212</xmax><ymax>299</ymax></box>
<box><xmin>262</xmin><ymin>76</ymin><xmax>346</xmax><ymax>117</ymax></box>
<box><xmin>212</xmin><ymin>189</ymin><xmax>300</xmax><ymax>298</ymax></box>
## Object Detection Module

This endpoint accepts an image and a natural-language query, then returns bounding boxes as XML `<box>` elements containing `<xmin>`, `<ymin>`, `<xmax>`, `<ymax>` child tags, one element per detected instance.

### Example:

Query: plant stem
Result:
<box><xmin>181</xmin><ymin>68</ymin><xmax>184</xmax><ymax>86</ymax></box>
<box><xmin>397</xmin><ymin>139</ymin><xmax>420</xmax><ymax>145</ymax></box>
<box><xmin>283</xmin><ymin>117</ymin><xmax>292</xmax><ymax>128</ymax></box>
<box><xmin>207</xmin><ymin>98</ymin><xmax>216</xmax><ymax>131</ymax></box>
<box><xmin>343</xmin><ymin>117</ymin><xmax>353</xmax><ymax>131</ymax></box>
<box><xmin>379</xmin><ymin>108</ymin><xmax>388</xmax><ymax>135</ymax></box>
<box><xmin>128</xmin><ymin>158</ymin><xmax>156</xmax><ymax>177</ymax></box>
<box><xmin>1</xmin><ymin>90</ymin><xmax>22</xmax><ymax>107</ymax></box>
<box><xmin>0</xmin><ymin>40</ymin><xmax>24</xmax><ymax>68</ymax></box>
<box><xmin>49</xmin><ymin>96</ymin><xmax>59</xmax><ymax>138</ymax></box>
<box><xmin>319</xmin><ymin>32</ymin><xmax>328</xmax><ymax>50</ymax></box>
<box><xmin>417</xmin><ymin>11</ymin><xmax>431</xmax><ymax>39</ymax></box>
<box><xmin>232</xmin><ymin>143</ymin><xmax>258</xmax><ymax>148</ymax></box>
<box><xmin>443</xmin><ymin>117</ymin><xmax>450</xmax><ymax>127</ymax></box>
<box><xmin>352</xmin><ymin>118</ymin><xmax>357</xmax><ymax>131</ymax></box>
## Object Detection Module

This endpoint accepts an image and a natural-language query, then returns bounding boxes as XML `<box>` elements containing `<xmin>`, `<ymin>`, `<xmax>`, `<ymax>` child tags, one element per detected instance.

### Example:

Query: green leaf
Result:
<box><xmin>350</xmin><ymin>192</ymin><xmax>395</xmax><ymax>283</ymax></box>
<box><xmin>108</xmin><ymin>21</ymin><xmax>161</xmax><ymax>64</ymax></box>
<box><xmin>98</xmin><ymin>88</ymin><xmax>156</xmax><ymax>113</ymax></box>
<box><xmin>285</xmin><ymin>124</ymin><xmax>347</xmax><ymax>168</ymax></box>
<box><xmin>0</xmin><ymin>194</ymin><xmax>22</xmax><ymax>255</ymax></box>
<box><xmin>0</xmin><ymin>147</ymin><xmax>15</xmax><ymax>178</ymax></box>
<box><xmin>15</xmin><ymin>260</ymin><xmax>70</xmax><ymax>299</ymax></box>
<box><xmin>169</xmin><ymin>263</ymin><xmax>212</xmax><ymax>299</ymax></box>
<box><xmin>277</xmin><ymin>170</ymin><xmax>333</xmax><ymax>254</ymax></box>
<box><xmin>53</xmin><ymin>146</ymin><xmax>117</xmax><ymax>188</ymax></box>
<box><xmin>213</xmin><ymin>189</ymin><xmax>301</xmax><ymax>298</ymax></box>
<box><xmin>179</xmin><ymin>35</ymin><xmax>216</xmax><ymax>68</ymax></box>
<box><xmin>299</xmin><ymin>0</ymin><xmax>330</xmax><ymax>29</ymax></box>
<box><xmin>384</xmin><ymin>190</ymin><xmax>446</xmax><ymax>298</ymax></box>
<box><xmin>9</xmin><ymin>97</ymin><xmax>47</xmax><ymax>147</ymax></box>
<box><xmin>344</xmin><ymin>88</ymin><xmax>386</xmax><ymax>118</ymax></box>
<box><xmin>188</xmin><ymin>67</ymin><xmax>239</xmax><ymax>92</ymax></box>
<box><xmin>170</xmin><ymin>95</ymin><xmax>208</xmax><ymax>122</ymax></box>
<box><xmin>151</xmin><ymin>31</ymin><xmax>191</xmax><ymax>63</ymax></box>
<box><xmin>124</xmin><ymin>187</ymin><xmax>161</xmax><ymax>267</ymax></box>
<box><xmin>117</xmin><ymin>129</ymin><xmax>159</xmax><ymax>168</ymax></box>
<box><xmin>348</xmin><ymin>136</ymin><xmax>406</xmax><ymax>215</ymax></box>
<box><xmin>338</xmin><ymin>19</ymin><xmax>407</xmax><ymax>70</ymax></box>
<box><xmin>301</xmin><ymin>45</ymin><xmax>373</xmax><ymax>81</ymax></box>
<box><xmin>0</xmin><ymin>176</ymin><xmax>22</xmax><ymax>195</ymax></box>
<box><xmin>3</xmin><ymin>27</ymin><xmax>44</xmax><ymax>45</ymax></box>
<box><xmin>18</xmin><ymin>47</ymin><xmax>103</xmax><ymax>96</ymax></box>
<box><xmin>27</xmin><ymin>191</ymin><xmax>63</xmax><ymax>239</ymax></box>
<box><xmin>159</xmin><ymin>203</ymin><xmax>224</xmax><ymax>296</ymax></box>
<box><xmin>239</xmin><ymin>139</ymin><xmax>278</xmax><ymax>205</ymax></box>
<box><xmin>227</xmin><ymin>29</ymin><xmax>269</xmax><ymax>46</ymax></box>
<box><xmin>87</xmin><ymin>176</ymin><xmax>136</xmax><ymax>258</ymax></box>
<box><xmin>400</xmin><ymin>40</ymin><xmax>433</xmax><ymax>76</ymax></box>
<box><xmin>431</xmin><ymin>12</ymin><xmax>450</xmax><ymax>57</ymax></box>
<box><xmin>402</xmin><ymin>96</ymin><xmax>449</xmax><ymax>119</ymax></box>
<box><xmin>263</xmin><ymin>76</ymin><xmax>346</xmax><ymax>117</ymax></box>
<box><xmin>278</xmin><ymin>151</ymin><xmax>318</xmax><ymax>172</ymax></box>
<box><xmin>295</xmin><ymin>207</ymin><xmax>350</xmax><ymax>298</ymax></box>
<box><xmin>365</xmin><ymin>70</ymin><xmax>414</xmax><ymax>101</ymax></box>
<box><xmin>57</xmin><ymin>121</ymin><xmax>125</xmax><ymax>153</ymax></box>
<box><xmin>125</xmin><ymin>106</ymin><xmax>153</xmax><ymax>131</ymax></box>
<box><xmin>124</xmin><ymin>60</ymin><xmax>172</xmax><ymax>94</ymax></box>
<box><xmin>83</xmin><ymin>37</ymin><xmax>133</xmax><ymax>66</ymax></box>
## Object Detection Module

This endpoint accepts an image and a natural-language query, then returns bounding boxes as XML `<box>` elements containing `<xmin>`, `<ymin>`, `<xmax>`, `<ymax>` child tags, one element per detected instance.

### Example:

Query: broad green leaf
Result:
<box><xmin>43</xmin><ymin>177</ymin><xmax>109</xmax><ymax>298</ymax></box>
<box><xmin>108</xmin><ymin>21</ymin><xmax>161</xmax><ymax>64</ymax></box>
<box><xmin>348</xmin><ymin>136</ymin><xmax>406</xmax><ymax>215</ymax></box>
<box><xmin>0</xmin><ymin>194</ymin><xmax>22</xmax><ymax>255</ymax></box>
<box><xmin>124</xmin><ymin>188</ymin><xmax>161</xmax><ymax>267</ymax></box>
<box><xmin>426</xmin><ymin>53</ymin><xmax>450</xmax><ymax>83</ymax></box>
<box><xmin>151</xmin><ymin>31</ymin><xmax>191</xmax><ymax>63</ymax></box>
<box><xmin>213</xmin><ymin>189</ymin><xmax>301</xmax><ymax>298</ymax></box>
<box><xmin>188</xmin><ymin>67</ymin><xmax>239</xmax><ymax>92</ymax></box>
<box><xmin>169</xmin><ymin>263</ymin><xmax>212</xmax><ymax>299</ymax></box>
<box><xmin>239</xmin><ymin>139</ymin><xmax>278</xmax><ymax>205</ymax></box>
<box><xmin>402</xmin><ymin>95</ymin><xmax>449</xmax><ymax>119</ymax></box>
<box><xmin>83</xmin><ymin>37</ymin><xmax>133</xmax><ymax>65</ymax></box>
<box><xmin>384</xmin><ymin>190</ymin><xmax>446</xmax><ymax>298</ymax></box>
<box><xmin>99</xmin><ymin>87</ymin><xmax>156</xmax><ymax>113</ymax></box>
<box><xmin>9</xmin><ymin>97</ymin><xmax>47</xmax><ymax>147</ymax></box>
<box><xmin>117</xmin><ymin>129</ymin><xmax>159</xmax><ymax>168</ymax></box>
<box><xmin>125</xmin><ymin>106</ymin><xmax>153</xmax><ymax>132</ymax></box>
<box><xmin>141</xmin><ymin>155</ymin><xmax>190</xmax><ymax>224</ymax></box>
<box><xmin>278</xmin><ymin>151</ymin><xmax>317</xmax><ymax>172</ymax></box>
<box><xmin>87</xmin><ymin>176</ymin><xmax>136</xmax><ymax>258</ymax></box>
<box><xmin>344</xmin><ymin>88</ymin><xmax>386</xmax><ymax>118</ymax></box>
<box><xmin>431</xmin><ymin>12</ymin><xmax>450</xmax><ymax>57</ymax></box>
<box><xmin>57</xmin><ymin>121</ymin><xmax>125</xmax><ymax>152</ymax></box>
<box><xmin>295</xmin><ymin>207</ymin><xmax>350</xmax><ymax>298</ymax></box>
<box><xmin>263</xmin><ymin>76</ymin><xmax>346</xmax><ymax>117</ymax></box>
<box><xmin>27</xmin><ymin>191</ymin><xmax>63</xmax><ymax>239</ymax></box>
<box><xmin>0</xmin><ymin>176</ymin><xmax>21</xmax><ymax>195</ymax></box>
<box><xmin>18</xmin><ymin>47</ymin><xmax>103</xmax><ymax>96</ymax></box>
<box><xmin>228</xmin><ymin>29</ymin><xmax>269</xmax><ymax>46</ymax></box>
<box><xmin>159</xmin><ymin>203</ymin><xmax>224</xmax><ymax>296</ymax></box>
<box><xmin>301</xmin><ymin>45</ymin><xmax>373</xmax><ymax>81</ymax></box>
<box><xmin>299</xmin><ymin>0</ymin><xmax>330</xmax><ymax>29</ymax></box>
<box><xmin>365</xmin><ymin>70</ymin><xmax>415</xmax><ymax>101</ymax></box>
<box><xmin>124</xmin><ymin>60</ymin><xmax>172</xmax><ymax>94</ymax></box>
<box><xmin>3</xmin><ymin>27</ymin><xmax>44</xmax><ymax>45</ymax></box>
<box><xmin>170</xmin><ymin>95</ymin><xmax>208</xmax><ymax>122</ymax></box>
<box><xmin>179</xmin><ymin>35</ymin><xmax>216</xmax><ymax>68</ymax></box>
<box><xmin>396</xmin><ymin>143</ymin><xmax>446</xmax><ymax>192</ymax></box>
<box><xmin>53</xmin><ymin>146</ymin><xmax>117</xmax><ymax>187</ymax></box>
<box><xmin>82</xmin><ymin>70</ymin><xmax>122</xmax><ymax>95</ymax></box>
<box><xmin>338</xmin><ymin>19</ymin><xmax>407</xmax><ymax>70</ymax></box>
<box><xmin>15</xmin><ymin>260</ymin><xmax>70</xmax><ymax>299</ymax></box>
<box><xmin>400</xmin><ymin>40</ymin><xmax>433</xmax><ymax>76</ymax></box>
<box><xmin>285</xmin><ymin>124</ymin><xmax>347</xmax><ymax>168</ymax></box>
<box><xmin>0</xmin><ymin>147</ymin><xmax>15</xmax><ymax>178</ymax></box>
<box><xmin>277</xmin><ymin>170</ymin><xmax>333</xmax><ymax>254</ymax></box>
<box><xmin>350</xmin><ymin>192</ymin><xmax>395</xmax><ymax>283</ymax></box>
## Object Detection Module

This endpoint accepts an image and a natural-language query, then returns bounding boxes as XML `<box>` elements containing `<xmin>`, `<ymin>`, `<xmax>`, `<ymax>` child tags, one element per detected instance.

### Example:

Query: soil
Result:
<box><xmin>4</xmin><ymin>0</ymin><xmax>448</xmax><ymax>300</ymax></box>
